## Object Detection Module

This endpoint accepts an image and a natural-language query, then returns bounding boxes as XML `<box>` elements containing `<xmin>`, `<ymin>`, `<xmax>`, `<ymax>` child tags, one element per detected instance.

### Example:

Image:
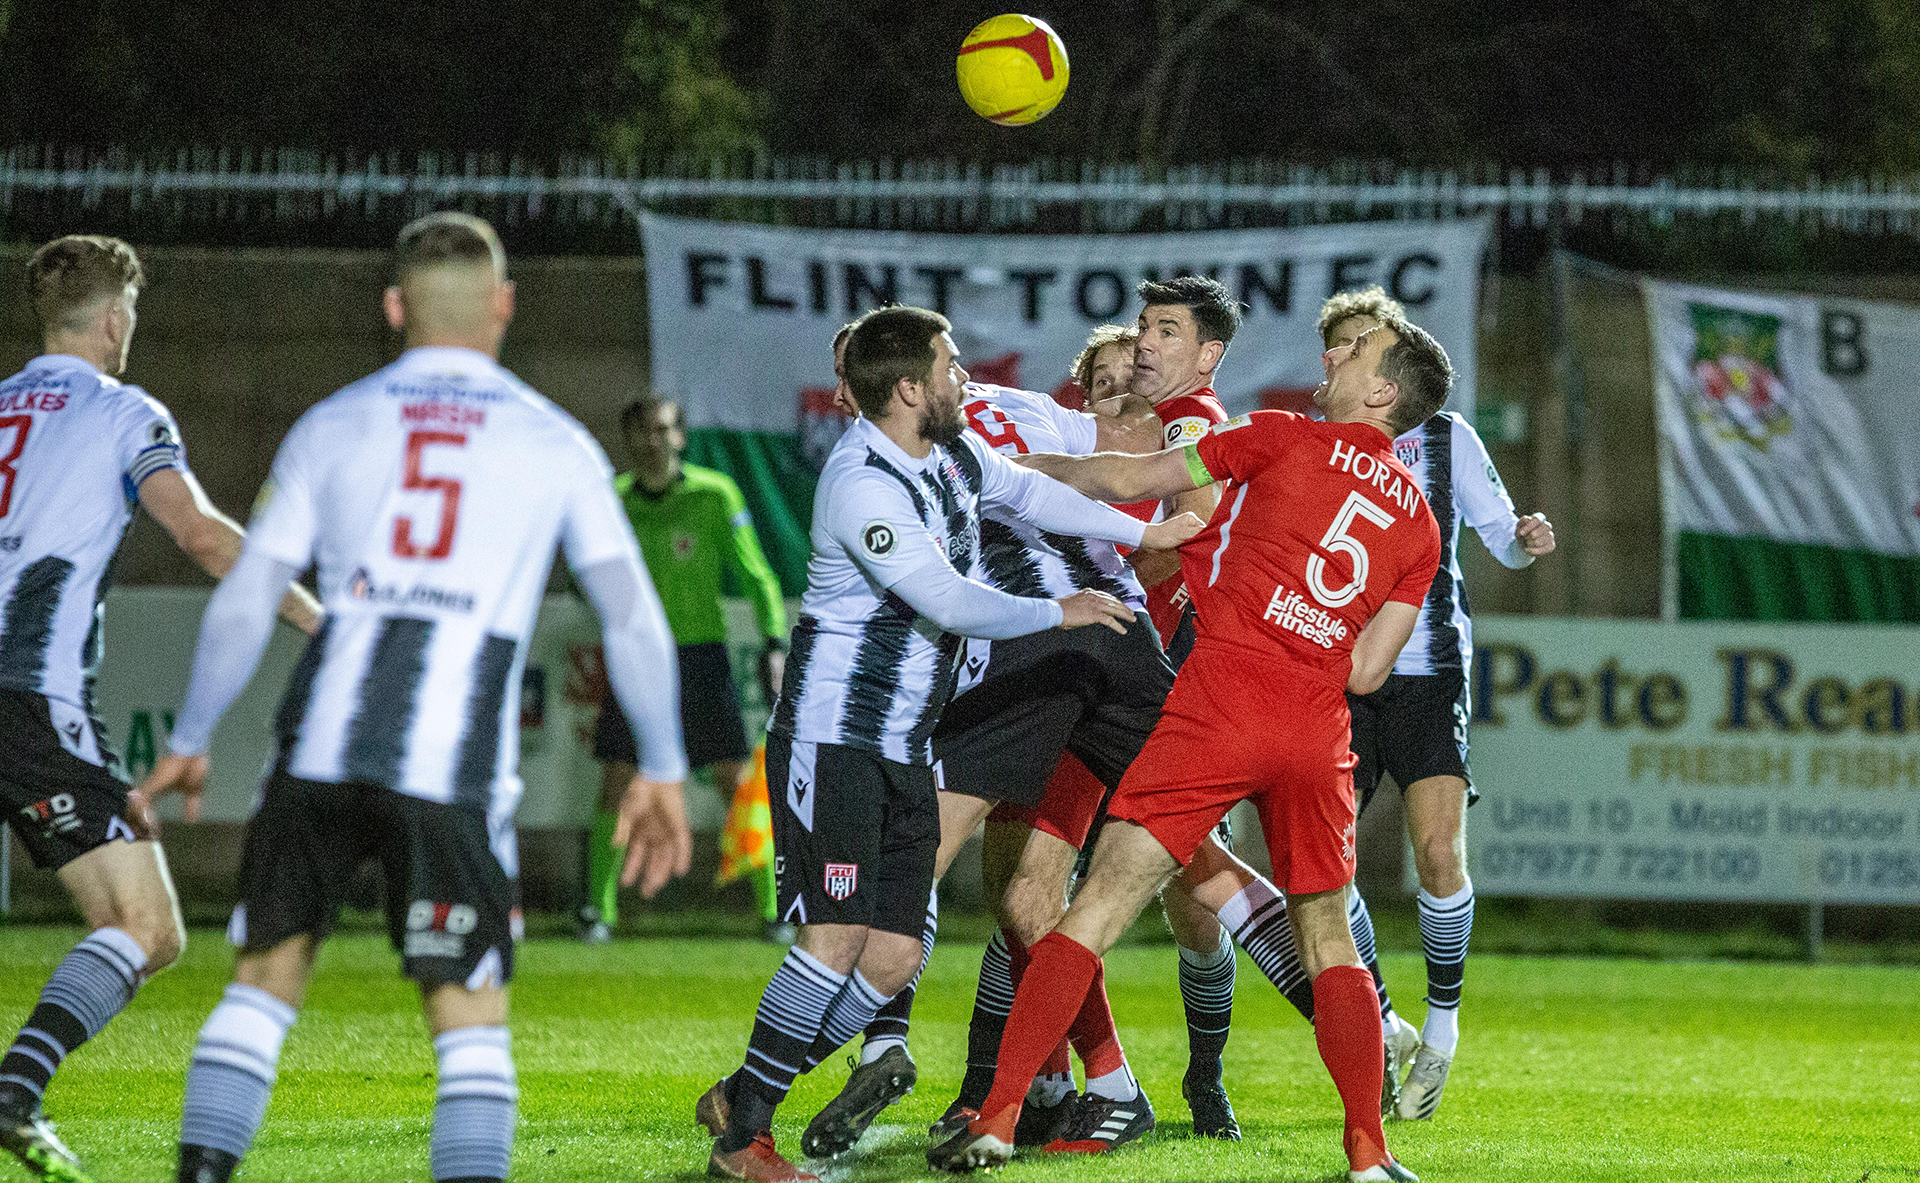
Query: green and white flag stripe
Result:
<box><xmin>643</xmin><ymin>212</ymin><xmax>1490</xmax><ymax>594</ymax></box>
<box><xmin>1646</xmin><ymin>279</ymin><xmax>1920</xmax><ymax>623</ymax></box>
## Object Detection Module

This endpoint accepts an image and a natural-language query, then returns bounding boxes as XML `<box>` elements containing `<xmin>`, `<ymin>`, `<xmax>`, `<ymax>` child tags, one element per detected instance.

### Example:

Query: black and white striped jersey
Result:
<box><xmin>1389</xmin><ymin>412</ymin><xmax>1534</xmax><ymax>676</ymax></box>
<box><xmin>246</xmin><ymin>347</ymin><xmax>642</xmax><ymax>814</ymax></box>
<box><xmin>771</xmin><ymin>416</ymin><xmax>1072</xmax><ymax>766</ymax></box>
<box><xmin>0</xmin><ymin>355</ymin><xmax>185</xmax><ymax>715</ymax></box>
<box><xmin>962</xmin><ymin>383</ymin><xmax>1147</xmax><ymax>612</ymax></box>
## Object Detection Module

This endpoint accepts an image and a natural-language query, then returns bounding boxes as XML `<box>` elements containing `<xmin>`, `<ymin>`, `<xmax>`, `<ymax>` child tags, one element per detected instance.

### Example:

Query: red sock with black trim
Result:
<box><xmin>977</xmin><ymin>933</ymin><xmax>1101</xmax><ymax>1132</ymax></box>
<box><xmin>1313</xmin><ymin>964</ymin><xmax>1391</xmax><ymax>1171</ymax></box>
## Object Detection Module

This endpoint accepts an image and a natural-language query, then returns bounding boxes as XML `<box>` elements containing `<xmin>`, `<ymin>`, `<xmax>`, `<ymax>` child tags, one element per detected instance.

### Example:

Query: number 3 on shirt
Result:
<box><xmin>392</xmin><ymin>430</ymin><xmax>466</xmax><ymax>560</ymax></box>
<box><xmin>1306</xmin><ymin>490</ymin><xmax>1395</xmax><ymax>608</ymax></box>
<box><xmin>0</xmin><ymin>415</ymin><xmax>28</xmax><ymax>517</ymax></box>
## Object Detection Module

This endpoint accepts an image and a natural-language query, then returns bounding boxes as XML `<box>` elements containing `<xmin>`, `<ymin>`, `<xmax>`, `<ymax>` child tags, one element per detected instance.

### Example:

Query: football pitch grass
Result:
<box><xmin>1</xmin><ymin>924</ymin><xmax>1915</xmax><ymax>1183</ymax></box>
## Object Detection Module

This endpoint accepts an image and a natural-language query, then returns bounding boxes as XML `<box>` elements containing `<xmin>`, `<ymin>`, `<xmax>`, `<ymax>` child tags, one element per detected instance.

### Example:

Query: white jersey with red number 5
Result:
<box><xmin>961</xmin><ymin>382</ymin><xmax>1145</xmax><ymax>611</ymax></box>
<box><xmin>247</xmin><ymin>346</ymin><xmax>641</xmax><ymax>811</ymax></box>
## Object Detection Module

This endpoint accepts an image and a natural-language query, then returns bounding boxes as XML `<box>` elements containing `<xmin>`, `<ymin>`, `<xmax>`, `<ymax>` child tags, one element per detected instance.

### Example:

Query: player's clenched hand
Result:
<box><xmin>613</xmin><ymin>775</ymin><xmax>692</xmax><ymax>897</ymax></box>
<box><xmin>1516</xmin><ymin>512</ymin><xmax>1556</xmax><ymax>556</ymax></box>
<box><xmin>129</xmin><ymin>753</ymin><xmax>210</xmax><ymax>839</ymax></box>
<box><xmin>1057</xmin><ymin>589</ymin><xmax>1135</xmax><ymax>635</ymax></box>
<box><xmin>1139</xmin><ymin>511</ymin><xmax>1206</xmax><ymax>550</ymax></box>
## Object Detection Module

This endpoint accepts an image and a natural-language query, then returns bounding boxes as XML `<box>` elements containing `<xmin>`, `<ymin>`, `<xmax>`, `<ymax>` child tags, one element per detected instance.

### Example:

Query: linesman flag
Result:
<box><xmin>715</xmin><ymin>742</ymin><xmax>773</xmax><ymax>886</ymax></box>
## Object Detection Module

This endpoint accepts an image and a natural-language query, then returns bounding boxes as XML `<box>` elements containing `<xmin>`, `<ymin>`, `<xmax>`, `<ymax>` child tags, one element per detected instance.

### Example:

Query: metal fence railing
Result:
<box><xmin>9</xmin><ymin>147</ymin><xmax>1920</xmax><ymax>245</ymax></box>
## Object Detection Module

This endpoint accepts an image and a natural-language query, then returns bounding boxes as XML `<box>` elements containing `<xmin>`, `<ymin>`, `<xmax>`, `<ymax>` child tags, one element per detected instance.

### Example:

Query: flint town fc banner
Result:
<box><xmin>640</xmin><ymin>212</ymin><xmax>1490</xmax><ymax>593</ymax></box>
<box><xmin>1645</xmin><ymin>280</ymin><xmax>1920</xmax><ymax>622</ymax></box>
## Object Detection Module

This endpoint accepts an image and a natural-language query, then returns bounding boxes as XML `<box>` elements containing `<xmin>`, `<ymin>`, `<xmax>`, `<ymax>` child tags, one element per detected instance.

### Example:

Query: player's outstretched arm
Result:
<box><xmin>1016</xmin><ymin>444</ymin><xmax>1208</xmax><ymax>504</ymax></box>
<box><xmin>139</xmin><ymin>469</ymin><xmax>323</xmax><ymax>634</ymax></box>
<box><xmin>1089</xmin><ymin>393</ymin><xmax>1163</xmax><ymax>454</ymax></box>
<box><xmin>135</xmin><ymin>547</ymin><xmax>303</xmax><ymax>835</ymax></box>
<box><xmin>1347</xmin><ymin>601</ymin><xmax>1422</xmax><ymax>696</ymax></box>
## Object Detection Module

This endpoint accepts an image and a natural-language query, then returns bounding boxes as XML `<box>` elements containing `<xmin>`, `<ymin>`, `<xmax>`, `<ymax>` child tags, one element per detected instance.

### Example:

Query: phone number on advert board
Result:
<box><xmin>1480</xmin><ymin>842</ymin><xmax>1762</xmax><ymax>885</ymax></box>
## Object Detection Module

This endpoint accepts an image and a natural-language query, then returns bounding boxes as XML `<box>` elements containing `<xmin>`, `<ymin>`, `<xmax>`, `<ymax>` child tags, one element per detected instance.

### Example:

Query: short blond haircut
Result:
<box><xmin>393</xmin><ymin>211</ymin><xmax>506</xmax><ymax>282</ymax></box>
<box><xmin>1317</xmin><ymin>285</ymin><xmax>1406</xmax><ymax>346</ymax></box>
<box><xmin>1071</xmin><ymin>324</ymin><xmax>1139</xmax><ymax>392</ymax></box>
<box><xmin>28</xmin><ymin>235</ymin><xmax>144</xmax><ymax>333</ymax></box>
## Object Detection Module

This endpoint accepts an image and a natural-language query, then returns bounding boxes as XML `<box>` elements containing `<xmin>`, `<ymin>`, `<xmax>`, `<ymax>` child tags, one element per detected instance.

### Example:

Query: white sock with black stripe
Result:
<box><xmin>1417</xmin><ymin>879</ymin><xmax>1474</xmax><ymax>1056</ymax></box>
<box><xmin>430</xmin><ymin>1026</ymin><xmax>517</xmax><ymax>1182</ymax></box>
<box><xmin>0</xmin><ymin>926</ymin><xmax>146</xmax><ymax>1108</ymax></box>
<box><xmin>179</xmin><ymin>984</ymin><xmax>296</xmax><ymax>1160</ymax></box>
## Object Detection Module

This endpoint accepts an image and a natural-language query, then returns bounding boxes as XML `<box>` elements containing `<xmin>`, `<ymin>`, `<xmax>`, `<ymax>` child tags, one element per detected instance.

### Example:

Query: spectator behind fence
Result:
<box><xmin>584</xmin><ymin>394</ymin><xmax>790</xmax><ymax>942</ymax></box>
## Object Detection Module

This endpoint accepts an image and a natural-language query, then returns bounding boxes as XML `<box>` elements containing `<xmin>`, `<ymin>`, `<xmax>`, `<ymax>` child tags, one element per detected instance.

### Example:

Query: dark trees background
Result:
<box><xmin>3</xmin><ymin>0</ymin><xmax>1918</xmax><ymax>172</ymax></box>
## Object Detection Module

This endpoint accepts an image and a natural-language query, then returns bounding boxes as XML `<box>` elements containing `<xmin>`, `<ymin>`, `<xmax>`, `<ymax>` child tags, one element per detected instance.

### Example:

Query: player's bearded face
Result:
<box><xmin>919</xmin><ymin>333</ymin><xmax>969</xmax><ymax>446</ymax></box>
<box><xmin>921</xmin><ymin>383</ymin><xmax>966</xmax><ymax>446</ymax></box>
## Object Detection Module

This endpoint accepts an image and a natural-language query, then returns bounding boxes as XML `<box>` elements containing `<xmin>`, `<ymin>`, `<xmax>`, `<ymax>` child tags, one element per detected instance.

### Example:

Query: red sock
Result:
<box><xmin>1313</xmin><ymin>965</ymin><xmax>1389</xmax><ymax>1171</ymax></box>
<box><xmin>1066</xmin><ymin>961</ymin><xmax>1126</xmax><ymax>1080</ymax></box>
<box><xmin>1004</xmin><ymin>932</ymin><xmax>1071</xmax><ymax>1083</ymax></box>
<box><xmin>1040</xmin><ymin>1038</ymin><xmax>1072</xmax><ymax>1077</ymax></box>
<box><xmin>980</xmin><ymin>933</ymin><xmax>1100</xmax><ymax>1126</ymax></box>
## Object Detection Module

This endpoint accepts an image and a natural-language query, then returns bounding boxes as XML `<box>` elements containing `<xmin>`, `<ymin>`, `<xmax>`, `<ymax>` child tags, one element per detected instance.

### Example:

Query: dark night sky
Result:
<box><xmin>1</xmin><ymin>0</ymin><xmax>1911</xmax><ymax>173</ymax></box>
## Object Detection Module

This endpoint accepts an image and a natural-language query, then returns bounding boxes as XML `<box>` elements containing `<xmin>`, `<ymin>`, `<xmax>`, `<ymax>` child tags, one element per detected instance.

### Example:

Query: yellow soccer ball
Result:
<box><xmin>956</xmin><ymin>14</ymin><xmax>1070</xmax><ymax>126</ymax></box>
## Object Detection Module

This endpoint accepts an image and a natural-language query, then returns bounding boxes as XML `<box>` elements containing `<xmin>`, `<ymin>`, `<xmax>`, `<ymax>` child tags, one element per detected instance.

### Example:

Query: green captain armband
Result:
<box><xmin>1181</xmin><ymin>442</ymin><xmax>1216</xmax><ymax>488</ymax></box>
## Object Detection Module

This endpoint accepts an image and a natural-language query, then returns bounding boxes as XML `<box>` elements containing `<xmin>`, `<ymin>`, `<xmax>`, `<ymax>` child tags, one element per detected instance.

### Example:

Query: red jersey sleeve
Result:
<box><xmin>1192</xmin><ymin>410</ymin><xmax>1305</xmax><ymax>485</ymax></box>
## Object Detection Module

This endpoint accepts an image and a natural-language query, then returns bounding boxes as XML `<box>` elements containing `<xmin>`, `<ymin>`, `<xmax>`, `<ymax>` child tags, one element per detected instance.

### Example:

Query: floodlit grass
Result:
<box><xmin>1</xmin><ymin>925</ymin><xmax>1915</xmax><ymax>1181</ymax></box>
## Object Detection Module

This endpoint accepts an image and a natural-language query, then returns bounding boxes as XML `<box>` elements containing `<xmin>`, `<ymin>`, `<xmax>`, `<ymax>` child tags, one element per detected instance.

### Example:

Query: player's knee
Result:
<box><xmin>121</xmin><ymin>909</ymin><xmax>185</xmax><ymax>971</ymax></box>
<box><xmin>997</xmin><ymin>873</ymin><xmax>1063</xmax><ymax>947</ymax></box>
<box><xmin>1415</xmin><ymin>833</ymin><xmax>1466</xmax><ymax>892</ymax></box>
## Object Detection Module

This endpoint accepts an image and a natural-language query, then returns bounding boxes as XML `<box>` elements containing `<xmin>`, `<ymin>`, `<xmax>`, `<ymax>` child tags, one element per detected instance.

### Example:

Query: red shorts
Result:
<box><xmin>987</xmin><ymin>752</ymin><xmax>1109</xmax><ymax>850</ymax></box>
<box><xmin>1107</xmin><ymin>646</ymin><xmax>1358</xmax><ymax>895</ymax></box>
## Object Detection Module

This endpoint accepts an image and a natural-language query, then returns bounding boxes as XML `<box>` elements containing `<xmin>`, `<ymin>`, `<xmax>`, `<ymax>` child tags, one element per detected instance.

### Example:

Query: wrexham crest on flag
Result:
<box><xmin>1687</xmin><ymin>304</ymin><xmax>1794</xmax><ymax>451</ymax></box>
<box><xmin>824</xmin><ymin>862</ymin><xmax>859</xmax><ymax>901</ymax></box>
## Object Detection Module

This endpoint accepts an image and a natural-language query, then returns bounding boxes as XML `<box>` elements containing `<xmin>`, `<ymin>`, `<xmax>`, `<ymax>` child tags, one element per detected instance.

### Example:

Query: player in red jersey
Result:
<box><xmin>1124</xmin><ymin>278</ymin><xmax>1232</xmax><ymax>644</ymax></box>
<box><xmin>929</xmin><ymin>316</ymin><xmax>1452</xmax><ymax>1183</ymax></box>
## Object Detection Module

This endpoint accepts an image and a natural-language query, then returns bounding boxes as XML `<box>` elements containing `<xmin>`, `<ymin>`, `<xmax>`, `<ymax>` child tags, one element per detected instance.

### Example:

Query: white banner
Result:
<box><xmin>1646</xmin><ymin>279</ymin><xmax>1920</xmax><ymax>555</ymax></box>
<box><xmin>1452</xmin><ymin>615</ymin><xmax>1920</xmax><ymax>904</ymax></box>
<box><xmin>642</xmin><ymin>213</ymin><xmax>1488</xmax><ymax>441</ymax></box>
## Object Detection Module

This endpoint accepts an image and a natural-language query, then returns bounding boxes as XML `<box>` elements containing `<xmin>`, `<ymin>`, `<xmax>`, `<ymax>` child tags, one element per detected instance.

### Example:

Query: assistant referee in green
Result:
<box><xmin>584</xmin><ymin>394</ymin><xmax>789</xmax><ymax>940</ymax></box>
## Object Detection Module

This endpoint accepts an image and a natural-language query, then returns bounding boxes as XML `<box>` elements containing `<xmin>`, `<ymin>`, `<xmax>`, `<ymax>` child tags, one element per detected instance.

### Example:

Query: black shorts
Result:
<box><xmin>594</xmin><ymin>640</ymin><xmax>750</xmax><ymax>770</ymax></box>
<box><xmin>231</xmin><ymin>769</ymin><xmax>516</xmax><ymax>988</ymax></box>
<box><xmin>766</xmin><ymin>733</ymin><xmax>938</xmax><ymax>938</ymax></box>
<box><xmin>931</xmin><ymin>616</ymin><xmax>1172</xmax><ymax>809</ymax></box>
<box><xmin>1347</xmin><ymin>670</ymin><xmax>1477</xmax><ymax>815</ymax></box>
<box><xmin>0</xmin><ymin>689</ymin><xmax>138</xmax><ymax>870</ymax></box>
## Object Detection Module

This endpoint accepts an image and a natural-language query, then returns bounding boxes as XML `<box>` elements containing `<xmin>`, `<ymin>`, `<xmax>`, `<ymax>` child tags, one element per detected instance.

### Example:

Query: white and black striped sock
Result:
<box><xmin>1176</xmin><ymin>934</ymin><xmax>1235</xmax><ymax>1072</ymax></box>
<box><xmin>860</xmin><ymin>886</ymin><xmax>937</xmax><ymax>1062</ymax></box>
<box><xmin>1218</xmin><ymin>879</ymin><xmax>1315</xmax><ymax>1021</ymax></box>
<box><xmin>957</xmin><ymin>929</ymin><xmax>1013</xmax><ymax>1106</ymax></box>
<box><xmin>0</xmin><ymin>926</ymin><xmax>145</xmax><ymax>1107</ymax></box>
<box><xmin>430</xmin><ymin>1026</ymin><xmax>517</xmax><ymax>1183</ymax></box>
<box><xmin>1417</xmin><ymin>879</ymin><xmax>1474</xmax><ymax>1055</ymax></box>
<box><xmin>1346</xmin><ymin>889</ymin><xmax>1397</xmax><ymax>1021</ymax></box>
<box><xmin>806</xmin><ymin>971</ymin><xmax>890</xmax><ymax>1070</ymax></box>
<box><xmin>179</xmin><ymin>984</ymin><xmax>296</xmax><ymax>1161</ymax></box>
<box><xmin>723</xmin><ymin>947</ymin><xmax>846</xmax><ymax>1151</ymax></box>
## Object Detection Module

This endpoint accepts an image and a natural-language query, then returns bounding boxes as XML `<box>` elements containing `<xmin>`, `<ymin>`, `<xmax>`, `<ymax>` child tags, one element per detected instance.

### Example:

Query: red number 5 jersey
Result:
<box><xmin>1186</xmin><ymin>411</ymin><xmax>1442</xmax><ymax>687</ymax></box>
